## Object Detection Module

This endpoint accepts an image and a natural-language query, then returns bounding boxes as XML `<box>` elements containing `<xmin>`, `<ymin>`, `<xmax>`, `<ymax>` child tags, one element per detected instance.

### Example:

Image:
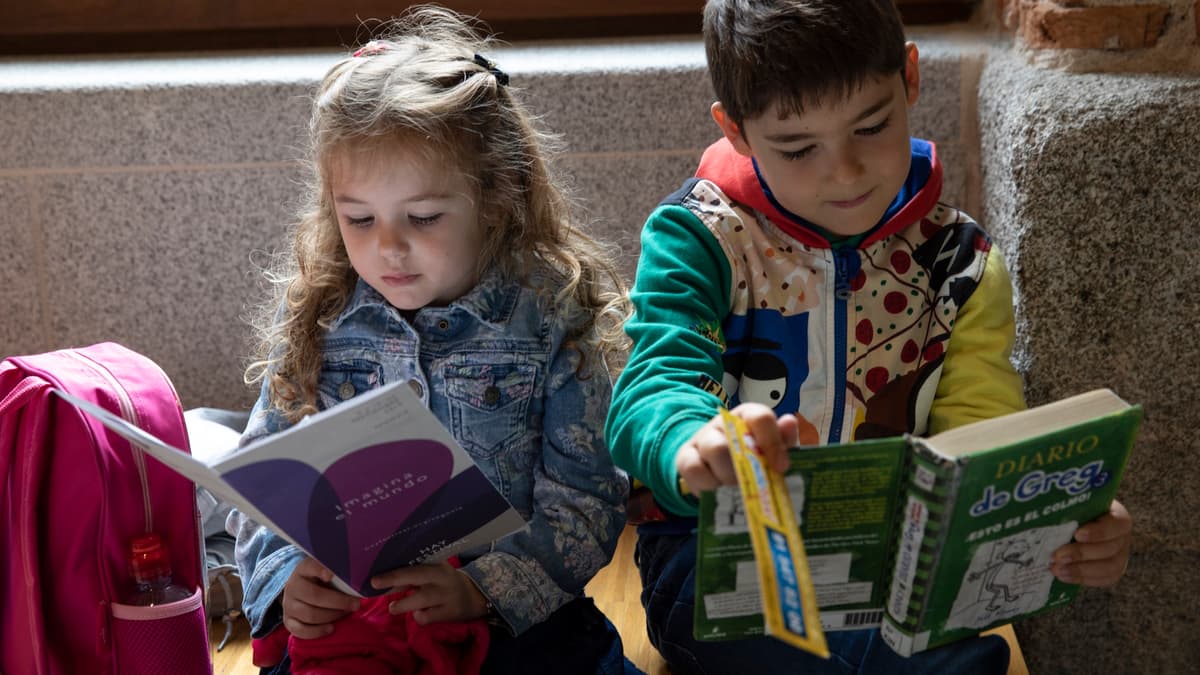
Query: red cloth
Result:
<box><xmin>252</xmin><ymin>562</ymin><xmax>490</xmax><ymax>675</ymax></box>
<box><xmin>252</xmin><ymin>627</ymin><xmax>289</xmax><ymax>668</ymax></box>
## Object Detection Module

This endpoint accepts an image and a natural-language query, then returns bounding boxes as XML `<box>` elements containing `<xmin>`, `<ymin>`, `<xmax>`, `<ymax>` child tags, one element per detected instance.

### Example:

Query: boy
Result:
<box><xmin>605</xmin><ymin>1</ymin><xmax>1133</xmax><ymax>673</ymax></box>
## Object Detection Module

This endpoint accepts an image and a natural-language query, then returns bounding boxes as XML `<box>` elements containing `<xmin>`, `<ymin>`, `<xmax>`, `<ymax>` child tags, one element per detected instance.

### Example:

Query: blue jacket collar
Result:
<box><xmin>332</xmin><ymin>267</ymin><xmax>520</xmax><ymax>331</ymax></box>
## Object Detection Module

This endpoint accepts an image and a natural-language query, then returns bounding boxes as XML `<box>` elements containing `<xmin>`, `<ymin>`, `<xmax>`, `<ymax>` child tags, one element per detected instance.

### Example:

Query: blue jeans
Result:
<box><xmin>635</xmin><ymin>522</ymin><xmax>1010</xmax><ymax>675</ymax></box>
<box><xmin>260</xmin><ymin>597</ymin><xmax>642</xmax><ymax>675</ymax></box>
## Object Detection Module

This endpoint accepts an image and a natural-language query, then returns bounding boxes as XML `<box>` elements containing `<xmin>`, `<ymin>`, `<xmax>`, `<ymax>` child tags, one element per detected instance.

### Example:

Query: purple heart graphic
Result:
<box><xmin>222</xmin><ymin>439</ymin><xmax>453</xmax><ymax>593</ymax></box>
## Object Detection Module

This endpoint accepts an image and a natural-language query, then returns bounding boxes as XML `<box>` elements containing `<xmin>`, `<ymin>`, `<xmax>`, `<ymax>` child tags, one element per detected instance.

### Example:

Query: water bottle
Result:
<box><xmin>124</xmin><ymin>532</ymin><xmax>192</xmax><ymax>606</ymax></box>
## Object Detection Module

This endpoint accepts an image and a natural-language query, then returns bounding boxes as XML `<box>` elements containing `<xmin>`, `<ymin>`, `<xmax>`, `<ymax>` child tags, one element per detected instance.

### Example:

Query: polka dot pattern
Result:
<box><xmin>678</xmin><ymin>180</ymin><xmax>994</xmax><ymax>437</ymax></box>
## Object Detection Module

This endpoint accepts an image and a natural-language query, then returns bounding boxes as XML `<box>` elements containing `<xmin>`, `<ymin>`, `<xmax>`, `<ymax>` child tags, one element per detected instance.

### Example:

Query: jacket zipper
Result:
<box><xmin>828</xmin><ymin>248</ymin><xmax>858</xmax><ymax>441</ymax></box>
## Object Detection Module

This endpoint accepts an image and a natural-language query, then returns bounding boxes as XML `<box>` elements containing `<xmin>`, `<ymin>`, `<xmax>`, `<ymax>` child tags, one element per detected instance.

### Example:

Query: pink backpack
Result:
<box><xmin>0</xmin><ymin>343</ymin><xmax>212</xmax><ymax>675</ymax></box>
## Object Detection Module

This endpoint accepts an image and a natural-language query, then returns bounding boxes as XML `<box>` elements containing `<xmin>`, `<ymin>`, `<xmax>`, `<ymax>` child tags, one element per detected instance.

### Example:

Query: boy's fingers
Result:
<box><xmin>1053</xmin><ymin>536</ymin><xmax>1125</xmax><ymax>567</ymax></box>
<box><xmin>1075</xmin><ymin>501</ymin><xmax>1132</xmax><ymax>544</ymax></box>
<box><xmin>1052</xmin><ymin>545</ymin><xmax>1129</xmax><ymax>587</ymax></box>
<box><xmin>680</xmin><ymin>420</ymin><xmax>740</xmax><ymax>489</ymax></box>
<box><xmin>735</xmin><ymin>403</ymin><xmax>790</xmax><ymax>473</ymax></box>
<box><xmin>777</xmin><ymin>414</ymin><xmax>801</xmax><ymax>447</ymax></box>
<box><xmin>697</xmin><ymin>433</ymin><xmax>739</xmax><ymax>485</ymax></box>
<box><xmin>735</xmin><ymin>404</ymin><xmax>779</xmax><ymax>445</ymax></box>
<box><xmin>676</xmin><ymin>440</ymin><xmax>729</xmax><ymax>492</ymax></box>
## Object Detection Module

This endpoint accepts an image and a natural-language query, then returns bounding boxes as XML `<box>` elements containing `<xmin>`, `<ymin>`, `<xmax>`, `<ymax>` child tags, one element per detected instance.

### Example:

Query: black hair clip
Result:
<box><xmin>473</xmin><ymin>54</ymin><xmax>510</xmax><ymax>86</ymax></box>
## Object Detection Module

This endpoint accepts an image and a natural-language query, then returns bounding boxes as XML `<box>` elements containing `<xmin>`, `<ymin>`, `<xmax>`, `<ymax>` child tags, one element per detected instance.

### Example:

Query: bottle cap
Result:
<box><xmin>129</xmin><ymin>532</ymin><xmax>173</xmax><ymax>583</ymax></box>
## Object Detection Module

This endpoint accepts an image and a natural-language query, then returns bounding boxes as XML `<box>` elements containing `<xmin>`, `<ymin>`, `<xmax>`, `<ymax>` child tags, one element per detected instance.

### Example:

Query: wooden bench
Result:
<box><xmin>210</xmin><ymin>525</ymin><xmax>1028</xmax><ymax>674</ymax></box>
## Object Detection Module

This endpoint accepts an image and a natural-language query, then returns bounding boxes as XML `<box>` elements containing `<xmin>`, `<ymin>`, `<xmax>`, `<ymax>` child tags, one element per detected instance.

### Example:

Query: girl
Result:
<box><xmin>227</xmin><ymin>6</ymin><xmax>639</xmax><ymax>674</ymax></box>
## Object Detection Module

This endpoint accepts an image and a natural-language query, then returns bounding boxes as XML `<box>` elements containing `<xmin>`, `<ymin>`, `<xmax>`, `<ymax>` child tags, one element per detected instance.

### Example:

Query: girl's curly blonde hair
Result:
<box><xmin>246</xmin><ymin>5</ymin><xmax>632</xmax><ymax>423</ymax></box>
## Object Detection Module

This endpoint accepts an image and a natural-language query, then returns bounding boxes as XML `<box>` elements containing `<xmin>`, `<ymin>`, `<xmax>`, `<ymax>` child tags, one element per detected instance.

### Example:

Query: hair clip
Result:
<box><xmin>473</xmin><ymin>54</ymin><xmax>509</xmax><ymax>86</ymax></box>
<box><xmin>353</xmin><ymin>41</ymin><xmax>388</xmax><ymax>58</ymax></box>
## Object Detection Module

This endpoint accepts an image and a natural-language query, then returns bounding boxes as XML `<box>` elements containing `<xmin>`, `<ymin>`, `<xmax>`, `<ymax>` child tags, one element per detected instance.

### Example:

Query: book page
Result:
<box><xmin>53</xmin><ymin>389</ymin><xmax>225</xmax><ymax>489</ymax></box>
<box><xmin>57</xmin><ymin>381</ymin><xmax>526</xmax><ymax>597</ymax></box>
<box><xmin>926</xmin><ymin>389</ymin><xmax>1129</xmax><ymax>457</ymax></box>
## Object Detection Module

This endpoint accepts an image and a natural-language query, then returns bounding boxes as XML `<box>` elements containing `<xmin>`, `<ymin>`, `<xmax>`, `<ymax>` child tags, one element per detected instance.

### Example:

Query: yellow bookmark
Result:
<box><xmin>720</xmin><ymin>408</ymin><xmax>829</xmax><ymax>658</ymax></box>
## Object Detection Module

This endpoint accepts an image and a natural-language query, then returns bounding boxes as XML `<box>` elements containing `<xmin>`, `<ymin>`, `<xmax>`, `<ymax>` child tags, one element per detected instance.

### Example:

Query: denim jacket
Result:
<box><xmin>227</xmin><ymin>267</ymin><xmax>628</xmax><ymax>637</ymax></box>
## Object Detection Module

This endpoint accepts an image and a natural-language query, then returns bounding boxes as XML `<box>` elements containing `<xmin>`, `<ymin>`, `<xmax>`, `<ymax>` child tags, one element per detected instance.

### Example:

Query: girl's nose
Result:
<box><xmin>377</xmin><ymin>222</ymin><xmax>409</xmax><ymax>260</ymax></box>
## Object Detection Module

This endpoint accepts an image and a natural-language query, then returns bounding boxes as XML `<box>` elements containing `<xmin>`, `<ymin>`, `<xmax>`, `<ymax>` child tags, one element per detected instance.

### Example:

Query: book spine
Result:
<box><xmin>880</xmin><ymin>438</ymin><xmax>961</xmax><ymax>656</ymax></box>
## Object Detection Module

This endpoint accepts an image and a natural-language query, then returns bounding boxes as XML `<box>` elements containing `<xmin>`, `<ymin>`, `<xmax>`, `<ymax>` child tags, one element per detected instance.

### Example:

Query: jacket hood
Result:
<box><xmin>695</xmin><ymin>136</ymin><xmax>943</xmax><ymax>249</ymax></box>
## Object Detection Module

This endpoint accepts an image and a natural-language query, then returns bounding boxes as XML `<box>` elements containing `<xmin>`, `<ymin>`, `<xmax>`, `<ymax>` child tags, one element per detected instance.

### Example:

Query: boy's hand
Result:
<box><xmin>371</xmin><ymin>561</ymin><xmax>489</xmax><ymax>625</ymax></box>
<box><xmin>675</xmin><ymin>403</ymin><xmax>797</xmax><ymax>493</ymax></box>
<box><xmin>1050</xmin><ymin>499</ymin><xmax>1132</xmax><ymax>587</ymax></box>
<box><xmin>282</xmin><ymin>557</ymin><xmax>360</xmax><ymax>639</ymax></box>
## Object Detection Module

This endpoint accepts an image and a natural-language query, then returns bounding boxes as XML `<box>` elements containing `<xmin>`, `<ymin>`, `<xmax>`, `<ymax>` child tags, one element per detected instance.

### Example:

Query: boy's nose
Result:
<box><xmin>831</xmin><ymin>147</ymin><xmax>866</xmax><ymax>185</ymax></box>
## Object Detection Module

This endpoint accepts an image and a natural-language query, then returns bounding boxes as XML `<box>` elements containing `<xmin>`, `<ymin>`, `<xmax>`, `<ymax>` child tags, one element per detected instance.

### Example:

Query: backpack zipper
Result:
<box><xmin>65</xmin><ymin>350</ymin><xmax>155</xmax><ymax>533</ymax></box>
<box><xmin>64</xmin><ymin>349</ymin><xmax>156</xmax><ymax>658</ymax></box>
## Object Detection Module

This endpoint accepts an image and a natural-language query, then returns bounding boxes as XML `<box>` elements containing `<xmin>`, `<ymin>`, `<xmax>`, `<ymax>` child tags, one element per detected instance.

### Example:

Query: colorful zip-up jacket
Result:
<box><xmin>606</xmin><ymin>137</ymin><xmax>1026</xmax><ymax>517</ymax></box>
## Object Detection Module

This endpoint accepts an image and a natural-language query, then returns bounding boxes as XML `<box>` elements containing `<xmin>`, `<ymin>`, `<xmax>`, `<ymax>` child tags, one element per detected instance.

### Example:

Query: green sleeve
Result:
<box><xmin>606</xmin><ymin>203</ymin><xmax>734</xmax><ymax>517</ymax></box>
<box><xmin>928</xmin><ymin>246</ymin><xmax>1028</xmax><ymax>433</ymax></box>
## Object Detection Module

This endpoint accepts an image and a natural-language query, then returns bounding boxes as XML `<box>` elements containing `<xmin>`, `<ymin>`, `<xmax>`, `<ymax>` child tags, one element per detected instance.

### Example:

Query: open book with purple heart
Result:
<box><xmin>57</xmin><ymin>380</ymin><xmax>527</xmax><ymax>597</ymax></box>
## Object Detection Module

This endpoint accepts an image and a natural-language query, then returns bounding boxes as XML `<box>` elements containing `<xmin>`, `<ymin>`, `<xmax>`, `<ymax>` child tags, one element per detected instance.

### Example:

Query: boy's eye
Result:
<box><xmin>857</xmin><ymin>116</ymin><xmax>891</xmax><ymax>136</ymax></box>
<box><xmin>346</xmin><ymin>215</ymin><xmax>374</xmax><ymax>228</ymax></box>
<box><xmin>410</xmin><ymin>213</ymin><xmax>442</xmax><ymax>227</ymax></box>
<box><xmin>780</xmin><ymin>146</ymin><xmax>815</xmax><ymax>161</ymax></box>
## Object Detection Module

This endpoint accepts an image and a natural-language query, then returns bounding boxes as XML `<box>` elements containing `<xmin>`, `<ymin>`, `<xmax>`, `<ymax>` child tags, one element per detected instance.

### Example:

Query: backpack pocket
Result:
<box><xmin>110</xmin><ymin>587</ymin><xmax>211</xmax><ymax>675</ymax></box>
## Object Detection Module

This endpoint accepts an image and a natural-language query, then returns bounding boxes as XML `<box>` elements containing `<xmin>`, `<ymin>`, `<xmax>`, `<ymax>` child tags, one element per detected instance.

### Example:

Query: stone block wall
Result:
<box><xmin>0</xmin><ymin>35</ymin><xmax>978</xmax><ymax>411</ymax></box>
<box><xmin>979</xmin><ymin>50</ymin><xmax>1200</xmax><ymax>674</ymax></box>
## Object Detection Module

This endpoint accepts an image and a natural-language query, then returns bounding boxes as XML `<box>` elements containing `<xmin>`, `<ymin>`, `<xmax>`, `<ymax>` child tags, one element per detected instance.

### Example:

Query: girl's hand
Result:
<box><xmin>1050</xmin><ymin>499</ymin><xmax>1133</xmax><ymax>587</ymax></box>
<box><xmin>370</xmin><ymin>561</ymin><xmax>489</xmax><ymax>625</ymax></box>
<box><xmin>675</xmin><ymin>403</ymin><xmax>797</xmax><ymax>493</ymax></box>
<box><xmin>282</xmin><ymin>557</ymin><xmax>361</xmax><ymax>639</ymax></box>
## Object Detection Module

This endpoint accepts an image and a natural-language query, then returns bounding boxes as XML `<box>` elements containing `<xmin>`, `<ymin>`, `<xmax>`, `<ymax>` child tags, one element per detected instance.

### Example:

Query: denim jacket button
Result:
<box><xmin>409</xmin><ymin>379</ymin><xmax>425</xmax><ymax>399</ymax></box>
<box><xmin>437</xmin><ymin>319</ymin><xmax>450</xmax><ymax>331</ymax></box>
<box><xmin>338</xmin><ymin>381</ymin><xmax>355</xmax><ymax>400</ymax></box>
<box><xmin>483</xmin><ymin>385</ymin><xmax>500</xmax><ymax>405</ymax></box>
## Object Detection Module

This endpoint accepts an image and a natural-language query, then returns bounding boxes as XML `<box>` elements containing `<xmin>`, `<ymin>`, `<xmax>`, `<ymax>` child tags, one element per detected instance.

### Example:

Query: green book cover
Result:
<box><xmin>881</xmin><ymin>389</ymin><xmax>1142</xmax><ymax>656</ymax></box>
<box><xmin>694</xmin><ymin>389</ymin><xmax>1141</xmax><ymax>656</ymax></box>
<box><xmin>695</xmin><ymin>437</ymin><xmax>907</xmax><ymax>639</ymax></box>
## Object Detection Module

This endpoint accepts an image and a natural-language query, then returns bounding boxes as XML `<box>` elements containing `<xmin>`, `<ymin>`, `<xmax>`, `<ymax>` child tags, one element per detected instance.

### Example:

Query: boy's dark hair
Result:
<box><xmin>704</xmin><ymin>0</ymin><xmax>907</xmax><ymax>127</ymax></box>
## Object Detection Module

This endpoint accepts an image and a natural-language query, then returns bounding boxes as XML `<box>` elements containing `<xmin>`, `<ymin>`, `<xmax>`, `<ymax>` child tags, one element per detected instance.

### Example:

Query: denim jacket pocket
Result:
<box><xmin>317</xmin><ymin>357</ymin><xmax>384</xmax><ymax>411</ymax></box>
<box><xmin>444</xmin><ymin>361</ymin><xmax>537</xmax><ymax>458</ymax></box>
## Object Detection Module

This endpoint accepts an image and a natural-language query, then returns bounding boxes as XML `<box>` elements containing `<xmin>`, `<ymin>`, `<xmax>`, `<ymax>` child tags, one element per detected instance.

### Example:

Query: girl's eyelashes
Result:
<box><xmin>341</xmin><ymin>213</ymin><xmax>442</xmax><ymax>227</ymax></box>
<box><xmin>410</xmin><ymin>213</ymin><xmax>442</xmax><ymax>227</ymax></box>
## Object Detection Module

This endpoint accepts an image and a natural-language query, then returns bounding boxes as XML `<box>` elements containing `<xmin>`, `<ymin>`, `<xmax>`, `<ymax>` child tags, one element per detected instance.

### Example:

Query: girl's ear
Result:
<box><xmin>903</xmin><ymin>42</ymin><xmax>921</xmax><ymax>107</ymax></box>
<box><xmin>711</xmin><ymin>102</ymin><xmax>754</xmax><ymax>157</ymax></box>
